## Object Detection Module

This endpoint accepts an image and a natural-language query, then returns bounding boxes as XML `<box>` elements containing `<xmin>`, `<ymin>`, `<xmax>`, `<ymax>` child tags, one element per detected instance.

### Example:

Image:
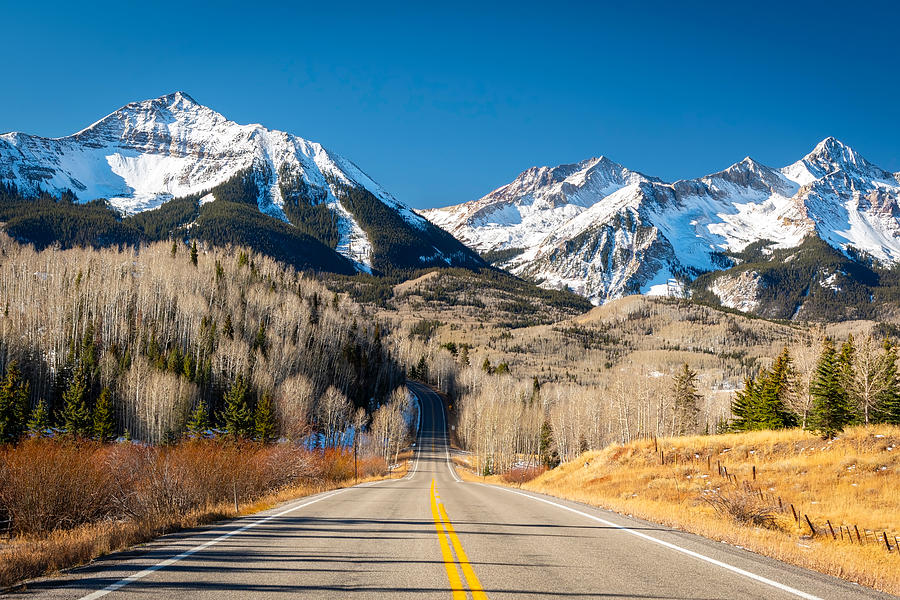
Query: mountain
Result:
<box><xmin>0</xmin><ymin>92</ymin><xmax>483</xmax><ymax>274</ymax></box>
<box><xmin>422</xmin><ymin>138</ymin><xmax>900</xmax><ymax>317</ymax></box>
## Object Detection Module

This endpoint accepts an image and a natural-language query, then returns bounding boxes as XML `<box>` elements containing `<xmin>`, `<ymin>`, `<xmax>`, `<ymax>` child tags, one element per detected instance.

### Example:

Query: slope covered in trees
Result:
<box><xmin>328</xmin><ymin>177</ymin><xmax>485</xmax><ymax>274</ymax></box>
<box><xmin>0</xmin><ymin>235</ymin><xmax>403</xmax><ymax>442</ymax></box>
<box><xmin>691</xmin><ymin>236</ymin><xmax>900</xmax><ymax>321</ymax></box>
<box><xmin>0</xmin><ymin>179</ymin><xmax>355</xmax><ymax>274</ymax></box>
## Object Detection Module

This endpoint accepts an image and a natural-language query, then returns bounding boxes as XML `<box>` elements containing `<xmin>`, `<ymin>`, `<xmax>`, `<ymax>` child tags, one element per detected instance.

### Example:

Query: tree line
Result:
<box><xmin>731</xmin><ymin>335</ymin><xmax>900</xmax><ymax>438</ymax></box>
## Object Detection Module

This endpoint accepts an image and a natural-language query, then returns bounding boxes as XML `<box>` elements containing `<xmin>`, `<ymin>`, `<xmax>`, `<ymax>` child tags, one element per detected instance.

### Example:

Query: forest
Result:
<box><xmin>0</xmin><ymin>178</ymin><xmax>355</xmax><ymax>275</ymax></box>
<box><xmin>0</xmin><ymin>234</ymin><xmax>406</xmax><ymax>443</ymax></box>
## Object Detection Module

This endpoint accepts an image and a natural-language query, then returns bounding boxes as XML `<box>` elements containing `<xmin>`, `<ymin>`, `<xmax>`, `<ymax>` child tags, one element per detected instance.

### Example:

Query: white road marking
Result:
<box><xmin>484</xmin><ymin>485</ymin><xmax>824</xmax><ymax>600</ymax></box>
<box><xmin>76</xmin><ymin>489</ymin><xmax>348</xmax><ymax>600</ymax></box>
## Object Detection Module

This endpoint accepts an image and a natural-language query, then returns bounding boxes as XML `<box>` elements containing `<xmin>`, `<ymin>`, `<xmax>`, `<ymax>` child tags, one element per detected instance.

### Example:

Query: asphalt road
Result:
<box><xmin>12</xmin><ymin>381</ymin><xmax>895</xmax><ymax>599</ymax></box>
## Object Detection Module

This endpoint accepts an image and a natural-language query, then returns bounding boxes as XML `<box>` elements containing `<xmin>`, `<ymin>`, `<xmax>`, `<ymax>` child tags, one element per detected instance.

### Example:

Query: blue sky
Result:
<box><xmin>2</xmin><ymin>0</ymin><xmax>898</xmax><ymax>208</ymax></box>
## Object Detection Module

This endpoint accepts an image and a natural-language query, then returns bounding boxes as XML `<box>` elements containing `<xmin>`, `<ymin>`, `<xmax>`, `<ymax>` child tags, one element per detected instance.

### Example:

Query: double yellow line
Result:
<box><xmin>430</xmin><ymin>479</ymin><xmax>489</xmax><ymax>600</ymax></box>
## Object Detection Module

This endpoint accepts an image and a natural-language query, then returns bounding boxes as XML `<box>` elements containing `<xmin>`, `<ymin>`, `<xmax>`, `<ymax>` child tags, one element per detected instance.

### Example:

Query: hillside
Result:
<box><xmin>0</xmin><ymin>233</ymin><xmax>403</xmax><ymax>443</ymax></box>
<box><xmin>0</xmin><ymin>92</ymin><xmax>483</xmax><ymax>275</ymax></box>
<box><xmin>504</xmin><ymin>426</ymin><xmax>900</xmax><ymax>596</ymax></box>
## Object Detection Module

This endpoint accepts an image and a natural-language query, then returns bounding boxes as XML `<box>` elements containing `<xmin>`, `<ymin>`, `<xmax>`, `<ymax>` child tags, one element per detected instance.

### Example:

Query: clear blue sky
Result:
<box><xmin>2</xmin><ymin>0</ymin><xmax>898</xmax><ymax>208</ymax></box>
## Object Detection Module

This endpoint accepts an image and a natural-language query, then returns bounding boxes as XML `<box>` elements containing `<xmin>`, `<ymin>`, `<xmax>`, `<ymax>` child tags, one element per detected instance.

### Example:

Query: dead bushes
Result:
<box><xmin>0</xmin><ymin>438</ymin><xmax>386</xmax><ymax>538</ymax></box>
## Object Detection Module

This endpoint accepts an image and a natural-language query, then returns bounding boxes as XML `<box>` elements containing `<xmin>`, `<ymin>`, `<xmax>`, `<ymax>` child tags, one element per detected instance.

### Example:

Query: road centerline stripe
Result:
<box><xmin>437</xmin><ymin>502</ymin><xmax>489</xmax><ymax>600</ymax></box>
<box><xmin>431</xmin><ymin>479</ymin><xmax>467</xmax><ymax>600</ymax></box>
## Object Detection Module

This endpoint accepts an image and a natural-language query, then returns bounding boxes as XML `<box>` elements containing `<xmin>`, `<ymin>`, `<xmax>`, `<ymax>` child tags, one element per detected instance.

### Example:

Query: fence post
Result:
<box><xmin>826</xmin><ymin>520</ymin><xmax>836</xmax><ymax>540</ymax></box>
<box><xmin>790</xmin><ymin>504</ymin><xmax>798</xmax><ymax>524</ymax></box>
<box><xmin>854</xmin><ymin>524</ymin><xmax>863</xmax><ymax>544</ymax></box>
<box><xmin>804</xmin><ymin>514</ymin><xmax>817</xmax><ymax>537</ymax></box>
<box><xmin>752</xmin><ymin>465</ymin><xmax>756</xmax><ymax>480</ymax></box>
<box><xmin>884</xmin><ymin>532</ymin><xmax>892</xmax><ymax>552</ymax></box>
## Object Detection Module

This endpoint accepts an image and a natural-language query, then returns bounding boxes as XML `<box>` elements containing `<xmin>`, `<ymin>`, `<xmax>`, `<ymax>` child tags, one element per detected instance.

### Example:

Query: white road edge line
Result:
<box><xmin>76</xmin><ymin>489</ymin><xmax>348</xmax><ymax>600</ymax></box>
<box><xmin>483</xmin><ymin>485</ymin><xmax>824</xmax><ymax>600</ymax></box>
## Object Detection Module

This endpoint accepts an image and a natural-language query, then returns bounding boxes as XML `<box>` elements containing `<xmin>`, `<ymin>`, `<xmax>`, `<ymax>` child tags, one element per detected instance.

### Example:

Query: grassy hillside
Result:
<box><xmin>503</xmin><ymin>426</ymin><xmax>900</xmax><ymax>595</ymax></box>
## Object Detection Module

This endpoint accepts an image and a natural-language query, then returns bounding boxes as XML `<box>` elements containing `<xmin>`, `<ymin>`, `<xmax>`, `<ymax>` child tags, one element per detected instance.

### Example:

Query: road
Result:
<box><xmin>13</xmin><ymin>381</ymin><xmax>895</xmax><ymax>599</ymax></box>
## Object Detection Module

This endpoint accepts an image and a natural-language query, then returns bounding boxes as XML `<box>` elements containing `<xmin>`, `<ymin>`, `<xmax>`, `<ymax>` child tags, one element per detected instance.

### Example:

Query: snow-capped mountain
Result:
<box><xmin>0</xmin><ymin>92</ymin><xmax>482</xmax><ymax>273</ymax></box>
<box><xmin>422</xmin><ymin>138</ymin><xmax>900</xmax><ymax>306</ymax></box>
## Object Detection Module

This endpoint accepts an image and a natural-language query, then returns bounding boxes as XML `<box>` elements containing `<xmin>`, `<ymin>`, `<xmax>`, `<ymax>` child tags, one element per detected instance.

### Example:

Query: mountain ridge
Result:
<box><xmin>0</xmin><ymin>92</ymin><xmax>483</xmax><ymax>275</ymax></box>
<box><xmin>422</xmin><ymin>137</ymin><xmax>900</xmax><ymax>313</ymax></box>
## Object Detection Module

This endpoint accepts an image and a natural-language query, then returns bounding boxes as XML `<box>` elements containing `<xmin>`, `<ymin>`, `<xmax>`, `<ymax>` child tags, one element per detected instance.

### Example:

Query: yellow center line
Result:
<box><xmin>431</xmin><ymin>479</ymin><xmax>467</xmax><ymax>600</ymax></box>
<box><xmin>437</xmin><ymin>502</ymin><xmax>489</xmax><ymax>600</ymax></box>
<box><xmin>431</xmin><ymin>478</ymin><xmax>490</xmax><ymax>600</ymax></box>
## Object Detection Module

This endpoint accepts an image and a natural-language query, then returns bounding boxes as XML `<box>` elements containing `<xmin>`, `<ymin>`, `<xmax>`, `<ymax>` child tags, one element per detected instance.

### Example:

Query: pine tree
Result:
<box><xmin>26</xmin><ymin>399</ymin><xmax>50</xmax><ymax>436</ymax></box>
<box><xmin>876</xmin><ymin>340</ymin><xmax>900</xmax><ymax>424</ymax></box>
<box><xmin>61</xmin><ymin>365</ymin><xmax>91</xmax><ymax>437</ymax></box>
<box><xmin>190</xmin><ymin>240</ymin><xmax>198</xmax><ymax>266</ymax></box>
<box><xmin>730</xmin><ymin>375</ymin><xmax>758</xmax><ymax>431</ymax></box>
<box><xmin>837</xmin><ymin>335</ymin><xmax>858</xmax><ymax>422</ymax></box>
<box><xmin>458</xmin><ymin>344</ymin><xmax>469</xmax><ymax>367</ymax></box>
<box><xmin>222</xmin><ymin>376</ymin><xmax>253</xmax><ymax>438</ymax></box>
<box><xmin>92</xmin><ymin>387</ymin><xmax>116</xmax><ymax>441</ymax></box>
<box><xmin>539</xmin><ymin>419</ymin><xmax>560</xmax><ymax>468</ymax></box>
<box><xmin>672</xmin><ymin>363</ymin><xmax>701</xmax><ymax>436</ymax></box>
<box><xmin>0</xmin><ymin>362</ymin><xmax>30</xmax><ymax>443</ymax></box>
<box><xmin>808</xmin><ymin>338</ymin><xmax>855</xmax><ymax>439</ymax></box>
<box><xmin>186</xmin><ymin>399</ymin><xmax>210</xmax><ymax>436</ymax></box>
<box><xmin>414</xmin><ymin>355</ymin><xmax>429</xmax><ymax>381</ymax></box>
<box><xmin>254</xmin><ymin>392</ymin><xmax>277</xmax><ymax>443</ymax></box>
<box><xmin>754</xmin><ymin>348</ymin><xmax>798</xmax><ymax>430</ymax></box>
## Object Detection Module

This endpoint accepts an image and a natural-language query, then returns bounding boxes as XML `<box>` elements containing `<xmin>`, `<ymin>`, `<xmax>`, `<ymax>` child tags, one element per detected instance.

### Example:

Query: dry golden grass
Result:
<box><xmin>464</xmin><ymin>426</ymin><xmax>900</xmax><ymax>595</ymax></box>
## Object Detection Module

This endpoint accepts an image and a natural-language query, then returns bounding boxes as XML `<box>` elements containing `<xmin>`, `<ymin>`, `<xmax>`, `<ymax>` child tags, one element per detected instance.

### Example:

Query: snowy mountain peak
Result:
<box><xmin>782</xmin><ymin>137</ymin><xmax>890</xmax><ymax>185</ymax></box>
<box><xmin>429</xmin><ymin>140</ymin><xmax>900</xmax><ymax>305</ymax></box>
<box><xmin>0</xmin><ymin>92</ymin><xmax>482</xmax><ymax>274</ymax></box>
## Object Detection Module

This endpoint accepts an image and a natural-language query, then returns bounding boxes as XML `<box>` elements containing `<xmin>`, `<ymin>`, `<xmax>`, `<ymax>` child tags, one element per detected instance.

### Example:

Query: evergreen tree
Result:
<box><xmin>186</xmin><ymin>399</ymin><xmax>210</xmax><ymax>436</ymax></box>
<box><xmin>222</xmin><ymin>376</ymin><xmax>253</xmax><ymax>438</ymax></box>
<box><xmin>190</xmin><ymin>240</ymin><xmax>198</xmax><ymax>266</ymax></box>
<box><xmin>26</xmin><ymin>399</ymin><xmax>50</xmax><ymax>436</ymax></box>
<box><xmin>837</xmin><ymin>335</ymin><xmax>858</xmax><ymax>421</ymax></box>
<box><xmin>672</xmin><ymin>363</ymin><xmax>701</xmax><ymax>436</ymax></box>
<box><xmin>60</xmin><ymin>365</ymin><xmax>91</xmax><ymax>436</ymax></box>
<box><xmin>254</xmin><ymin>392</ymin><xmax>277</xmax><ymax>443</ymax></box>
<box><xmin>414</xmin><ymin>355</ymin><xmax>429</xmax><ymax>382</ymax></box>
<box><xmin>92</xmin><ymin>387</ymin><xmax>116</xmax><ymax>441</ymax></box>
<box><xmin>539</xmin><ymin>419</ymin><xmax>560</xmax><ymax>468</ymax></box>
<box><xmin>808</xmin><ymin>338</ymin><xmax>855</xmax><ymax>439</ymax></box>
<box><xmin>458</xmin><ymin>344</ymin><xmax>469</xmax><ymax>367</ymax></box>
<box><xmin>730</xmin><ymin>375</ymin><xmax>758</xmax><ymax>431</ymax></box>
<box><xmin>0</xmin><ymin>362</ymin><xmax>30</xmax><ymax>443</ymax></box>
<box><xmin>876</xmin><ymin>340</ymin><xmax>900</xmax><ymax>424</ymax></box>
<box><xmin>741</xmin><ymin>348</ymin><xmax>798</xmax><ymax>430</ymax></box>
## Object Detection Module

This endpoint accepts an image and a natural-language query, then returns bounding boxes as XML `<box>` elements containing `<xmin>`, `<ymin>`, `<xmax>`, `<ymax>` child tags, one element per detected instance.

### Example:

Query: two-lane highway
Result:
<box><xmin>15</xmin><ymin>382</ymin><xmax>895</xmax><ymax>599</ymax></box>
